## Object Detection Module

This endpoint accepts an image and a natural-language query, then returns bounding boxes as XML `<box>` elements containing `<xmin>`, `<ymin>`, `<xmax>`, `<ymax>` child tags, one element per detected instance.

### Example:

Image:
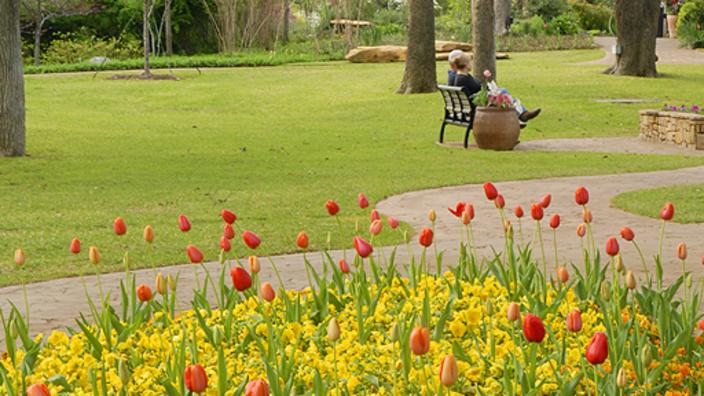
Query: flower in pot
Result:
<box><xmin>666</xmin><ymin>0</ymin><xmax>680</xmax><ymax>38</ymax></box>
<box><xmin>471</xmin><ymin>70</ymin><xmax>521</xmax><ymax>151</ymax></box>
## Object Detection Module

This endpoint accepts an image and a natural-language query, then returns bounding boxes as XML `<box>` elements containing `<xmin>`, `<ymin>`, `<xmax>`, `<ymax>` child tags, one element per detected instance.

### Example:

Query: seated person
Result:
<box><xmin>447</xmin><ymin>50</ymin><xmax>465</xmax><ymax>85</ymax></box>
<box><xmin>451</xmin><ymin>53</ymin><xmax>541</xmax><ymax>123</ymax></box>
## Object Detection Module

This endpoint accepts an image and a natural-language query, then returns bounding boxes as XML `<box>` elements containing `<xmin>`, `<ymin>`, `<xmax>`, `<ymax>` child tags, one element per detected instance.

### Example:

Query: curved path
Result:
<box><xmin>580</xmin><ymin>36</ymin><xmax>704</xmax><ymax>65</ymax></box>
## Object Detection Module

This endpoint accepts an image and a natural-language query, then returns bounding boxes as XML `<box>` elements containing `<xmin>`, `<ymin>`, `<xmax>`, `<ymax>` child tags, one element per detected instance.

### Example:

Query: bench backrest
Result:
<box><xmin>437</xmin><ymin>84</ymin><xmax>474</xmax><ymax>124</ymax></box>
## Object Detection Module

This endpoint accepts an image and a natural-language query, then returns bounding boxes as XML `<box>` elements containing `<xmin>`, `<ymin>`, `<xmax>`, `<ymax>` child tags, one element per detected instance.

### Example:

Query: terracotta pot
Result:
<box><xmin>472</xmin><ymin>107</ymin><xmax>520</xmax><ymax>150</ymax></box>
<box><xmin>667</xmin><ymin>15</ymin><xmax>678</xmax><ymax>38</ymax></box>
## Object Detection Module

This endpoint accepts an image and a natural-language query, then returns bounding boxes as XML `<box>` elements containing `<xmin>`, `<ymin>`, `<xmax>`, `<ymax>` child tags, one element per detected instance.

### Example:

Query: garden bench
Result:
<box><xmin>437</xmin><ymin>85</ymin><xmax>476</xmax><ymax>148</ymax></box>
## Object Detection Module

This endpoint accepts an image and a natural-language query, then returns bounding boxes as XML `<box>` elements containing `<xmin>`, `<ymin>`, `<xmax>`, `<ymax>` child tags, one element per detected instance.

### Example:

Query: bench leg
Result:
<box><xmin>463</xmin><ymin>125</ymin><xmax>472</xmax><ymax>148</ymax></box>
<box><xmin>439</xmin><ymin>121</ymin><xmax>447</xmax><ymax>143</ymax></box>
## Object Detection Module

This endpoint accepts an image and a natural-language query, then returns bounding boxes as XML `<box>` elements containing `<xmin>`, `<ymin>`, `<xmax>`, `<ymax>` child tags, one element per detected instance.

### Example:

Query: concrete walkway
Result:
<box><xmin>581</xmin><ymin>36</ymin><xmax>704</xmax><ymax>65</ymax></box>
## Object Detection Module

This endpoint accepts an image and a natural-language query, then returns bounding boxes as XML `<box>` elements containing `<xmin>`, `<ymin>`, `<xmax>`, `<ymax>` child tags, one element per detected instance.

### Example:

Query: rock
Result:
<box><xmin>435</xmin><ymin>40</ymin><xmax>472</xmax><ymax>52</ymax></box>
<box><xmin>496</xmin><ymin>52</ymin><xmax>510</xmax><ymax>60</ymax></box>
<box><xmin>345</xmin><ymin>46</ymin><xmax>407</xmax><ymax>63</ymax></box>
<box><xmin>88</xmin><ymin>56</ymin><xmax>110</xmax><ymax>64</ymax></box>
<box><xmin>436</xmin><ymin>52</ymin><xmax>509</xmax><ymax>61</ymax></box>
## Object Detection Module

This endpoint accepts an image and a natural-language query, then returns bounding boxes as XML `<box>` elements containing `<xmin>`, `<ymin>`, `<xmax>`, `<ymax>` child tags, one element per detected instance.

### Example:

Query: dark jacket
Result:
<box><xmin>452</xmin><ymin>73</ymin><xmax>482</xmax><ymax>98</ymax></box>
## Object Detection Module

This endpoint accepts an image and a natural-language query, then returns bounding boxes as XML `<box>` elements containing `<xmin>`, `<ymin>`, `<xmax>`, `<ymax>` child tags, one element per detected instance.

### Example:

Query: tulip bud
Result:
<box><xmin>370</xmin><ymin>209</ymin><xmax>380</xmax><ymax>222</ymax></box>
<box><xmin>223</xmin><ymin>223</ymin><xmax>235</xmax><ymax>240</ymax></box>
<box><xmin>439</xmin><ymin>355</ymin><xmax>459</xmax><ymax>386</ymax></box>
<box><xmin>221</xmin><ymin>209</ymin><xmax>237</xmax><ymax>224</ymax></box>
<box><xmin>219</xmin><ymin>236</ymin><xmax>232</xmax><ymax>252</ymax></box>
<box><xmin>184</xmin><ymin>364</ymin><xmax>208</xmax><ymax>393</ymax></box>
<box><xmin>296</xmin><ymin>231</ymin><xmax>309</xmax><ymax>249</ymax></box>
<box><xmin>576</xmin><ymin>223</ymin><xmax>586</xmax><ymax>238</ymax></box>
<box><xmin>390</xmin><ymin>322</ymin><xmax>399</xmax><ymax>342</ymax></box>
<box><xmin>505</xmin><ymin>221</ymin><xmax>514</xmax><ymax>239</ymax></box>
<box><xmin>641</xmin><ymin>345</ymin><xmax>652</xmax><ymax>367</ymax></box>
<box><xmin>118</xmin><ymin>358</ymin><xmax>131</xmax><ymax>386</ymax></box>
<box><xmin>582</xmin><ymin>208</ymin><xmax>593</xmax><ymax>224</ymax></box>
<box><xmin>677</xmin><ymin>242</ymin><xmax>687</xmax><ymax>260</ymax></box>
<box><xmin>369</xmin><ymin>219</ymin><xmax>383</xmax><ymax>236</ymax></box>
<box><xmin>261</xmin><ymin>282</ymin><xmax>275</xmax><ymax>302</ymax></box>
<box><xmin>557</xmin><ymin>266</ymin><xmax>569</xmax><ymax>283</ymax></box>
<box><xmin>137</xmin><ymin>284</ymin><xmax>152</xmax><ymax>302</ymax></box>
<box><xmin>660</xmin><ymin>202</ymin><xmax>674</xmax><ymax>221</ymax></box>
<box><xmin>600</xmin><ymin>281</ymin><xmax>611</xmax><ymax>301</ymax></box>
<box><xmin>614</xmin><ymin>255</ymin><xmax>624</xmax><ymax>273</ymax></box>
<box><xmin>89</xmin><ymin>246</ymin><xmax>100</xmax><ymax>265</ymax></box>
<box><xmin>328</xmin><ymin>317</ymin><xmax>341</xmax><ymax>342</ymax></box>
<box><xmin>141</xmin><ymin>225</ymin><xmax>154</xmax><ymax>243</ymax></box>
<box><xmin>388</xmin><ymin>217</ymin><xmax>399</xmax><ymax>229</ymax></box>
<box><xmin>358</xmin><ymin>193</ymin><xmax>369</xmax><ymax>209</ymax></box>
<box><xmin>495</xmin><ymin>194</ymin><xmax>506</xmax><ymax>209</ymax></box>
<box><xmin>575</xmin><ymin>186</ymin><xmax>589</xmax><ymax>206</ymax></box>
<box><xmin>338</xmin><ymin>258</ymin><xmax>350</xmax><ymax>274</ymax></box>
<box><xmin>620</xmin><ymin>226</ymin><xmax>634</xmax><ymax>241</ymax></box>
<box><xmin>514</xmin><ymin>205</ymin><xmax>524</xmax><ymax>218</ymax></box>
<box><xmin>418</xmin><ymin>228</ymin><xmax>434</xmax><ymax>248</ymax></box>
<box><xmin>507</xmin><ymin>302</ymin><xmax>520</xmax><ymax>322</ymax></box>
<box><xmin>353</xmin><ymin>236</ymin><xmax>373</xmax><ymax>258</ymax></box>
<box><xmin>566</xmin><ymin>309</ymin><xmax>582</xmax><ymax>332</ymax></box>
<box><xmin>70</xmin><ymin>238</ymin><xmax>81</xmax><ymax>254</ymax></box>
<box><xmin>605</xmin><ymin>237</ymin><xmax>619</xmax><ymax>257</ymax></box>
<box><xmin>14</xmin><ymin>248</ymin><xmax>25</xmax><ymax>266</ymax></box>
<box><xmin>26</xmin><ymin>384</ymin><xmax>51</xmax><ymax>396</ymax></box>
<box><xmin>483</xmin><ymin>182</ymin><xmax>498</xmax><ymax>201</ymax></box>
<box><xmin>617</xmin><ymin>368</ymin><xmax>627</xmax><ymax>389</ymax></box>
<box><xmin>625</xmin><ymin>271</ymin><xmax>636</xmax><ymax>290</ymax></box>
<box><xmin>248</xmin><ymin>256</ymin><xmax>261</xmax><ymax>274</ymax></box>
<box><xmin>410</xmin><ymin>326</ymin><xmax>430</xmax><ymax>355</ymax></box>
<box><xmin>113</xmin><ymin>216</ymin><xmax>127</xmax><ymax>235</ymax></box>
<box><xmin>167</xmin><ymin>274</ymin><xmax>177</xmax><ymax>291</ymax></box>
<box><xmin>230</xmin><ymin>267</ymin><xmax>252</xmax><ymax>292</ymax></box>
<box><xmin>549</xmin><ymin>214</ymin><xmax>560</xmax><ymax>229</ymax></box>
<box><xmin>326</xmin><ymin>200</ymin><xmax>340</xmax><ymax>216</ymax></box>
<box><xmin>155</xmin><ymin>272</ymin><xmax>167</xmax><ymax>295</ymax></box>
<box><xmin>540</xmin><ymin>193</ymin><xmax>551</xmax><ymax>208</ymax></box>
<box><xmin>178</xmin><ymin>214</ymin><xmax>191</xmax><ymax>232</ymax></box>
<box><xmin>245</xmin><ymin>379</ymin><xmax>270</xmax><ymax>396</ymax></box>
<box><xmin>428</xmin><ymin>209</ymin><xmax>437</xmax><ymax>223</ymax></box>
<box><xmin>530</xmin><ymin>203</ymin><xmax>543</xmax><ymax>221</ymax></box>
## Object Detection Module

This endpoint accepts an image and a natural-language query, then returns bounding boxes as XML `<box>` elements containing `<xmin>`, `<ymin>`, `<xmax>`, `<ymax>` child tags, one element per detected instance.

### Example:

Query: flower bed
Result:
<box><xmin>1</xmin><ymin>187</ymin><xmax>703</xmax><ymax>395</ymax></box>
<box><xmin>639</xmin><ymin>108</ymin><xmax>704</xmax><ymax>150</ymax></box>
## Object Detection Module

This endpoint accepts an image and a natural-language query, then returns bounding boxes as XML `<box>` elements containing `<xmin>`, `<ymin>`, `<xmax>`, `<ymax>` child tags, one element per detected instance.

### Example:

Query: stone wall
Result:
<box><xmin>639</xmin><ymin>110</ymin><xmax>704</xmax><ymax>150</ymax></box>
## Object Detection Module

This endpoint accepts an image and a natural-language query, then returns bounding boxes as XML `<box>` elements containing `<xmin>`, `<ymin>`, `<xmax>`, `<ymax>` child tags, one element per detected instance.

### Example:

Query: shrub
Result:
<box><xmin>497</xmin><ymin>33</ymin><xmax>595</xmax><ymax>52</ymax></box>
<box><xmin>677</xmin><ymin>0</ymin><xmax>704</xmax><ymax>48</ymax></box>
<box><xmin>569</xmin><ymin>0</ymin><xmax>611</xmax><ymax>32</ymax></box>
<box><xmin>41</xmin><ymin>33</ymin><xmax>141</xmax><ymax>64</ymax></box>
<box><xmin>547</xmin><ymin>12</ymin><xmax>583</xmax><ymax>34</ymax></box>
<box><xmin>527</xmin><ymin>0</ymin><xmax>570</xmax><ymax>21</ymax></box>
<box><xmin>509</xmin><ymin>16</ymin><xmax>548</xmax><ymax>37</ymax></box>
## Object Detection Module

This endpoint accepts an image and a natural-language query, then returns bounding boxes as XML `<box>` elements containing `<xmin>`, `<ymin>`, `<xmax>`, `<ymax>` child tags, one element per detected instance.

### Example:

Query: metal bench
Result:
<box><xmin>437</xmin><ymin>84</ymin><xmax>476</xmax><ymax>148</ymax></box>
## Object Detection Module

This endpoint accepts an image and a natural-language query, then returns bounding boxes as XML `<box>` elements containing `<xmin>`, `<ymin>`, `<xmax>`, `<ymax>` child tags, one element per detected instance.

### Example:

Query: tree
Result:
<box><xmin>605</xmin><ymin>0</ymin><xmax>659</xmax><ymax>77</ymax></box>
<box><xmin>494</xmin><ymin>0</ymin><xmax>511</xmax><ymax>35</ymax></box>
<box><xmin>164</xmin><ymin>0</ymin><xmax>173</xmax><ymax>55</ymax></box>
<box><xmin>397</xmin><ymin>0</ymin><xmax>436</xmax><ymax>94</ymax></box>
<box><xmin>0</xmin><ymin>0</ymin><xmax>26</xmax><ymax>157</ymax></box>
<box><xmin>472</xmin><ymin>0</ymin><xmax>496</xmax><ymax>80</ymax></box>
<box><xmin>143</xmin><ymin>0</ymin><xmax>152</xmax><ymax>76</ymax></box>
<box><xmin>20</xmin><ymin>0</ymin><xmax>97</xmax><ymax>65</ymax></box>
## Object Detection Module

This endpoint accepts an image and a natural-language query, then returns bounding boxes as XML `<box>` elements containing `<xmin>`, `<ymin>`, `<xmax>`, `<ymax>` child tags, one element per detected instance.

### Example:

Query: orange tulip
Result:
<box><xmin>113</xmin><ymin>216</ymin><xmax>126</xmax><ymax>235</ymax></box>
<box><xmin>14</xmin><ymin>248</ymin><xmax>25</xmax><ymax>266</ymax></box>
<box><xmin>494</xmin><ymin>194</ymin><xmax>506</xmax><ymax>209</ymax></box>
<box><xmin>70</xmin><ymin>238</ymin><xmax>81</xmax><ymax>254</ymax></box>
<box><xmin>507</xmin><ymin>302</ymin><xmax>520</xmax><ymax>322</ymax></box>
<box><xmin>137</xmin><ymin>284</ymin><xmax>152</xmax><ymax>302</ymax></box>
<box><xmin>187</xmin><ymin>245</ymin><xmax>204</xmax><ymax>263</ymax></box>
<box><xmin>184</xmin><ymin>364</ymin><xmax>208</xmax><ymax>393</ymax></box>
<box><xmin>514</xmin><ymin>205</ymin><xmax>524</xmax><ymax>218</ymax></box>
<box><xmin>439</xmin><ymin>355</ymin><xmax>459</xmax><ymax>386</ymax></box>
<box><xmin>221</xmin><ymin>209</ymin><xmax>237</xmax><ymax>224</ymax></box>
<box><xmin>296</xmin><ymin>231</ymin><xmax>309</xmax><ymax>249</ymax></box>
<box><xmin>178</xmin><ymin>215</ymin><xmax>191</xmax><ymax>232</ymax></box>
<box><xmin>567</xmin><ymin>309</ymin><xmax>582</xmax><ymax>332</ymax></box>
<box><xmin>245</xmin><ymin>379</ymin><xmax>270</xmax><ymax>396</ymax></box>
<box><xmin>677</xmin><ymin>242</ymin><xmax>687</xmax><ymax>260</ymax></box>
<box><xmin>582</xmin><ymin>208</ymin><xmax>593</xmax><ymax>223</ymax></box>
<box><xmin>576</xmin><ymin>223</ymin><xmax>586</xmax><ymax>238</ymax></box>
<box><xmin>261</xmin><ymin>282</ymin><xmax>276</xmax><ymax>302</ymax></box>
<box><xmin>89</xmin><ymin>246</ymin><xmax>100</xmax><ymax>265</ymax></box>
<box><xmin>249</xmin><ymin>256</ymin><xmax>261</xmax><ymax>274</ymax></box>
<box><xmin>143</xmin><ymin>225</ymin><xmax>154</xmax><ymax>243</ymax></box>
<box><xmin>557</xmin><ymin>266</ymin><xmax>569</xmax><ymax>283</ymax></box>
<box><xmin>410</xmin><ymin>326</ymin><xmax>430</xmax><ymax>355</ymax></box>
<box><xmin>26</xmin><ymin>384</ymin><xmax>51</xmax><ymax>396</ymax></box>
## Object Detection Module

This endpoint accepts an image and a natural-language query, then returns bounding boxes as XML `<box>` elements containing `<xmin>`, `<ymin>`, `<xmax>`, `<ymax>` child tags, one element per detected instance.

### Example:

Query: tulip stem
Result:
<box><xmin>199</xmin><ymin>263</ymin><xmax>221</xmax><ymax>310</ymax></box>
<box><xmin>552</xmin><ymin>228</ymin><xmax>558</xmax><ymax>269</ymax></box>
<box><xmin>335</xmin><ymin>215</ymin><xmax>347</xmax><ymax>262</ymax></box>
<box><xmin>266</xmin><ymin>257</ymin><xmax>285</xmax><ymax>291</ymax></box>
<box><xmin>631</xmin><ymin>241</ymin><xmax>649</xmax><ymax>285</ymax></box>
<box><xmin>21</xmin><ymin>281</ymin><xmax>29</xmax><ymax>327</ymax></box>
<box><xmin>593</xmin><ymin>366</ymin><xmax>599</xmax><ymax>396</ymax></box>
<box><xmin>332</xmin><ymin>341</ymin><xmax>340</xmax><ymax>396</ymax></box>
<box><xmin>518</xmin><ymin>218</ymin><xmax>524</xmax><ymax>246</ymax></box>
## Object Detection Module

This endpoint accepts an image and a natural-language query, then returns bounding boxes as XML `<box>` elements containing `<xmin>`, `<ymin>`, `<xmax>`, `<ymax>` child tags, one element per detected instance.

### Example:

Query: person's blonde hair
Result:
<box><xmin>452</xmin><ymin>53</ymin><xmax>471</xmax><ymax>70</ymax></box>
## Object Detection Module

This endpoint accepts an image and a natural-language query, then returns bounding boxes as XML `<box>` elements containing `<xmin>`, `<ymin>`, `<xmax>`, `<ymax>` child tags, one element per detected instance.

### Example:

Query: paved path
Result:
<box><xmin>581</xmin><ymin>36</ymin><xmax>704</xmax><ymax>65</ymax></box>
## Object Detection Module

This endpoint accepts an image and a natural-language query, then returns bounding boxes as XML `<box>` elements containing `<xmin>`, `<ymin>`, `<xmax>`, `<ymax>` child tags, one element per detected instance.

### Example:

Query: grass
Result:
<box><xmin>612</xmin><ymin>184</ymin><xmax>704</xmax><ymax>223</ymax></box>
<box><xmin>2</xmin><ymin>49</ymin><xmax>704</xmax><ymax>286</ymax></box>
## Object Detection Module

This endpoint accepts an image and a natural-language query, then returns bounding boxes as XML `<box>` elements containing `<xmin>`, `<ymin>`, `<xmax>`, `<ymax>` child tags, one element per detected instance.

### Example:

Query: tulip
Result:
<box><xmin>557</xmin><ymin>266</ymin><xmax>569</xmax><ymax>283</ymax></box>
<box><xmin>184</xmin><ymin>364</ymin><xmax>208</xmax><ymax>393</ymax></box>
<box><xmin>605</xmin><ymin>237</ymin><xmax>619</xmax><ymax>257</ymax></box>
<box><xmin>70</xmin><ymin>238</ymin><xmax>81</xmax><ymax>254</ymax></box>
<box><xmin>370</xmin><ymin>209</ymin><xmax>380</xmax><ymax>222</ymax></box>
<box><xmin>118</xmin><ymin>358</ymin><xmax>131</xmax><ymax>386</ymax></box>
<box><xmin>328</xmin><ymin>317</ymin><xmax>341</xmax><ymax>341</ymax></box>
<box><xmin>615</xmin><ymin>255</ymin><xmax>624</xmax><ymax>273</ymax></box>
<box><xmin>230</xmin><ymin>266</ymin><xmax>252</xmax><ymax>292</ymax></box>
<box><xmin>357</xmin><ymin>193</ymin><xmax>369</xmax><ymax>209</ymax></box>
<box><xmin>249</xmin><ymin>256</ymin><xmax>261</xmax><ymax>274</ymax></box>
<box><xmin>530</xmin><ymin>203</ymin><xmax>543</xmax><ymax>221</ymax></box>
<box><xmin>353</xmin><ymin>236</ymin><xmax>373</xmax><ymax>258</ymax></box>
<box><xmin>418</xmin><ymin>228</ymin><xmax>434</xmax><ymax>247</ymax></box>
<box><xmin>514</xmin><ymin>205</ymin><xmax>524</xmax><ymax>218</ymax></box>
<box><xmin>296</xmin><ymin>231</ymin><xmax>309</xmax><ymax>249</ymax></box>
<box><xmin>338</xmin><ymin>258</ymin><xmax>350</xmax><ymax>273</ymax></box>
<box><xmin>137</xmin><ymin>284</ymin><xmax>152</xmax><ymax>302</ymax></box>
<box><xmin>641</xmin><ymin>345</ymin><xmax>653</xmax><ymax>367</ymax></box>
<box><xmin>176</xmin><ymin>216</ymin><xmax>191</xmax><ymax>233</ymax></box>
<box><xmin>626</xmin><ymin>270</ymin><xmax>636</xmax><ymax>290</ymax></box>
<box><xmin>575</xmin><ymin>186</ymin><xmax>589</xmax><ymax>205</ymax></box>
<box><xmin>494</xmin><ymin>194</ymin><xmax>506</xmax><ymax>209</ymax></box>
<box><xmin>439</xmin><ymin>355</ymin><xmax>459</xmax><ymax>386</ymax></box>
<box><xmin>167</xmin><ymin>274</ymin><xmax>177</xmax><ymax>291</ymax></box>
<box><xmin>698</xmin><ymin>319</ymin><xmax>704</xmax><ymax>331</ymax></box>
<box><xmin>155</xmin><ymin>273</ymin><xmax>167</xmax><ymax>295</ymax></box>
<box><xmin>566</xmin><ymin>309</ymin><xmax>582</xmax><ymax>332</ymax></box>
<box><xmin>677</xmin><ymin>242</ymin><xmax>687</xmax><ymax>260</ymax></box>
<box><xmin>388</xmin><ymin>217</ymin><xmax>399</xmax><ymax>229</ymax></box>
<box><xmin>114</xmin><ymin>216</ymin><xmax>126</xmax><ymax>235</ymax></box>
<box><xmin>369</xmin><ymin>220</ymin><xmax>383</xmax><ymax>236</ymax></box>
<box><xmin>89</xmin><ymin>246</ymin><xmax>100</xmax><ymax>265</ymax></box>
<box><xmin>483</xmin><ymin>182</ymin><xmax>498</xmax><ymax>201</ymax></box>
<box><xmin>221</xmin><ymin>209</ymin><xmax>237</xmax><ymax>224</ymax></box>
<box><xmin>523</xmin><ymin>313</ymin><xmax>545</xmax><ymax>343</ymax></box>
<box><xmin>26</xmin><ymin>384</ymin><xmax>51</xmax><ymax>396</ymax></box>
<box><xmin>14</xmin><ymin>248</ymin><xmax>25</xmax><ymax>266</ymax></box>
<box><xmin>585</xmin><ymin>332</ymin><xmax>608</xmax><ymax>365</ymax></box>
<box><xmin>507</xmin><ymin>302</ymin><xmax>520</xmax><ymax>322</ymax></box>
<box><xmin>549</xmin><ymin>214</ymin><xmax>560</xmax><ymax>229</ymax></box>
<box><xmin>582</xmin><ymin>208</ymin><xmax>593</xmax><ymax>223</ymax></box>
<box><xmin>540</xmin><ymin>193</ymin><xmax>551</xmax><ymax>208</ymax></box>
<box><xmin>600</xmin><ymin>281</ymin><xmax>611</xmax><ymax>301</ymax></box>
<box><xmin>620</xmin><ymin>226</ymin><xmax>634</xmax><ymax>241</ymax></box>
<box><xmin>660</xmin><ymin>202</ymin><xmax>674</xmax><ymax>221</ymax></box>
<box><xmin>464</xmin><ymin>203</ymin><xmax>475</xmax><ymax>220</ymax></box>
<box><xmin>143</xmin><ymin>225</ymin><xmax>154</xmax><ymax>243</ymax></box>
<box><xmin>427</xmin><ymin>209</ymin><xmax>437</xmax><ymax>222</ymax></box>
<box><xmin>261</xmin><ymin>282</ymin><xmax>275</xmax><ymax>302</ymax></box>
<box><xmin>223</xmin><ymin>223</ymin><xmax>235</xmax><ymax>240</ymax></box>
<box><xmin>220</xmin><ymin>236</ymin><xmax>231</xmax><ymax>252</ymax></box>
<box><xmin>448</xmin><ymin>202</ymin><xmax>466</xmax><ymax>217</ymax></box>
<box><xmin>245</xmin><ymin>379</ymin><xmax>270</xmax><ymax>396</ymax></box>
<box><xmin>185</xmin><ymin>245</ymin><xmax>203</xmax><ymax>263</ymax></box>
<box><xmin>617</xmin><ymin>368</ymin><xmax>628</xmax><ymax>389</ymax></box>
<box><xmin>576</xmin><ymin>223</ymin><xmax>586</xmax><ymax>238</ymax></box>
<box><xmin>326</xmin><ymin>200</ymin><xmax>340</xmax><ymax>216</ymax></box>
<box><xmin>461</xmin><ymin>210</ymin><xmax>471</xmax><ymax>225</ymax></box>
<box><xmin>410</xmin><ymin>326</ymin><xmax>430</xmax><ymax>355</ymax></box>
<box><xmin>242</xmin><ymin>230</ymin><xmax>261</xmax><ymax>250</ymax></box>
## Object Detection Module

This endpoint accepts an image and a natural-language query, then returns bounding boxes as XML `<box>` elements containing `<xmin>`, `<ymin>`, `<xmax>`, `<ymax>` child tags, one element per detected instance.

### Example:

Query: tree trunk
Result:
<box><xmin>33</xmin><ymin>19</ymin><xmax>44</xmax><ymax>66</ymax></box>
<box><xmin>397</xmin><ymin>0</ymin><xmax>436</xmax><ymax>94</ymax></box>
<box><xmin>472</xmin><ymin>0</ymin><xmax>496</xmax><ymax>80</ymax></box>
<box><xmin>494</xmin><ymin>0</ymin><xmax>511</xmax><ymax>36</ymax></box>
<box><xmin>282</xmin><ymin>0</ymin><xmax>290</xmax><ymax>44</ymax></box>
<box><xmin>605</xmin><ymin>0</ymin><xmax>659</xmax><ymax>77</ymax></box>
<box><xmin>143</xmin><ymin>0</ymin><xmax>152</xmax><ymax>76</ymax></box>
<box><xmin>164</xmin><ymin>0</ymin><xmax>173</xmax><ymax>56</ymax></box>
<box><xmin>0</xmin><ymin>0</ymin><xmax>26</xmax><ymax>156</ymax></box>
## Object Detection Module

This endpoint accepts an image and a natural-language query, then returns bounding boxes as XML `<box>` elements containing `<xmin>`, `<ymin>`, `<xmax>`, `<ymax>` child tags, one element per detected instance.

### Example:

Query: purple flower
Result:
<box><xmin>671</xmin><ymin>105</ymin><xmax>678</xmax><ymax>111</ymax></box>
<box><xmin>681</xmin><ymin>105</ymin><xmax>687</xmax><ymax>111</ymax></box>
<box><xmin>692</xmin><ymin>105</ymin><xmax>700</xmax><ymax>113</ymax></box>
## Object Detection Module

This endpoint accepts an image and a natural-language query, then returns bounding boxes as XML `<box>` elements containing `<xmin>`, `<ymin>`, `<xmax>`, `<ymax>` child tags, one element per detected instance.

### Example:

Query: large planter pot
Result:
<box><xmin>472</xmin><ymin>107</ymin><xmax>521</xmax><ymax>150</ymax></box>
<box><xmin>667</xmin><ymin>15</ymin><xmax>678</xmax><ymax>38</ymax></box>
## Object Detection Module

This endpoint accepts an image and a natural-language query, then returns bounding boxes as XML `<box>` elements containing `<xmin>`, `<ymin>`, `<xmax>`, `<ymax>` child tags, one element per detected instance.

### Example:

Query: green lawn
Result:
<box><xmin>2</xmin><ymin>49</ymin><xmax>704</xmax><ymax>285</ymax></box>
<box><xmin>613</xmin><ymin>184</ymin><xmax>704</xmax><ymax>223</ymax></box>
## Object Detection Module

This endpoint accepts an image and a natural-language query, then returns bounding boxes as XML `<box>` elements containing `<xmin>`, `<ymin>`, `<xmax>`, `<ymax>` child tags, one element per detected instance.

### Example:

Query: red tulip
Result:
<box><xmin>620</xmin><ymin>226</ymin><xmax>634</xmax><ymax>241</ymax></box>
<box><xmin>137</xmin><ymin>284</ymin><xmax>152</xmax><ymax>302</ymax></box>
<box><xmin>178</xmin><ymin>215</ymin><xmax>191</xmax><ymax>232</ymax></box>
<box><xmin>439</xmin><ymin>355</ymin><xmax>459</xmax><ymax>386</ymax></box>
<box><xmin>221</xmin><ymin>209</ymin><xmax>237</xmax><ymax>224</ymax></box>
<box><xmin>326</xmin><ymin>200</ymin><xmax>340</xmax><ymax>216</ymax></box>
<box><xmin>585</xmin><ymin>332</ymin><xmax>608</xmax><ymax>365</ymax></box>
<box><xmin>388</xmin><ymin>217</ymin><xmax>399</xmax><ymax>229</ymax></box>
<box><xmin>187</xmin><ymin>245</ymin><xmax>204</xmax><ymax>263</ymax></box>
<box><xmin>464</xmin><ymin>203</ymin><xmax>475</xmax><ymax>221</ymax></box>
<box><xmin>605</xmin><ymin>236</ymin><xmax>619</xmax><ymax>257</ymax></box>
<box><xmin>557</xmin><ymin>266</ymin><xmax>569</xmax><ymax>283</ymax></box>
<box><xmin>410</xmin><ymin>326</ymin><xmax>430</xmax><ymax>355</ymax></box>
<box><xmin>575</xmin><ymin>186</ymin><xmax>589</xmax><ymax>205</ymax></box>
<box><xmin>549</xmin><ymin>214</ymin><xmax>560</xmax><ymax>229</ymax></box>
<box><xmin>660</xmin><ymin>202</ymin><xmax>674</xmax><ymax>221</ymax></box>
<box><xmin>70</xmin><ymin>238</ymin><xmax>81</xmax><ymax>254</ymax></box>
<box><xmin>261</xmin><ymin>282</ymin><xmax>276</xmax><ymax>302</ymax></box>
<box><xmin>184</xmin><ymin>364</ymin><xmax>208</xmax><ymax>393</ymax></box>
<box><xmin>567</xmin><ymin>309</ymin><xmax>583</xmax><ymax>332</ymax></box>
<box><xmin>358</xmin><ymin>193</ymin><xmax>369</xmax><ymax>209</ymax></box>
<box><xmin>26</xmin><ymin>384</ymin><xmax>51</xmax><ymax>396</ymax></box>
<box><xmin>223</xmin><ymin>223</ymin><xmax>235</xmax><ymax>240</ymax></box>
<box><xmin>220</xmin><ymin>236</ymin><xmax>231</xmax><ymax>252</ymax></box>
<box><xmin>530</xmin><ymin>203</ymin><xmax>543</xmax><ymax>221</ymax></box>
<box><xmin>577</xmin><ymin>223</ymin><xmax>586</xmax><ymax>238</ymax></box>
<box><xmin>540</xmin><ymin>193</ymin><xmax>551</xmax><ymax>208</ymax></box>
<box><xmin>242</xmin><ymin>230</ymin><xmax>261</xmax><ymax>249</ymax></box>
<box><xmin>370</xmin><ymin>209</ymin><xmax>380</xmax><ymax>222</ymax></box>
<box><xmin>369</xmin><ymin>219</ymin><xmax>383</xmax><ymax>235</ymax></box>
<box><xmin>245</xmin><ymin>379</ymin><xmax>270</xmax><ymax>396</ymax></box>
<box><xmin>419</xmin><ymin>228</ymin><xmax>434</xmax><ymax>247</ymax></box>
<box><xmin>495</xmin><ymin>194</ymin><xmax>506</xmax><ymax>209</ymax></box>
<box><xmin>230</xmin><ymin>266</ymin><xmax>252</xmax><ymax>292</ymax></box>
<box><xmin>353</xmin><ymin>236</ymin><xmax>373</xmax><ymax>258</ymax></box>
<box><xmin>483</xmin><ymin>182</ymin><xmax>498</xmax><ymax>201</ymax></box>
<box><xmin>296</xmin><ymin>231</ymin><xmax>309</xmax><ymax>249</ymax></box>
<box><xmin>339</xmin><ymin>258</ymin><xmax>350</xmax><ymax>273</ymax></box>
<box><xmin>698</xmin><ymin>319</ymin><xmax>704</xmax><ymax>331</ymax></box>
<box><xmin>514</xmin><ymin>205</ymin><xmax>524</xmax><ymax>218</ymax></box>
<box><xmin>114</xmin><ymin>217</ymin><xmax>126</xmax><ymax>235</ymax></box>
<box><xmin>448</xmin><ymin>201</ymin><xmax>466</xmax><ymax>217</ymax></box>
<box><xmin>523</xmin><ymin>313</ymin><xmax>546</xmax><ymax>343</ymax></box>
